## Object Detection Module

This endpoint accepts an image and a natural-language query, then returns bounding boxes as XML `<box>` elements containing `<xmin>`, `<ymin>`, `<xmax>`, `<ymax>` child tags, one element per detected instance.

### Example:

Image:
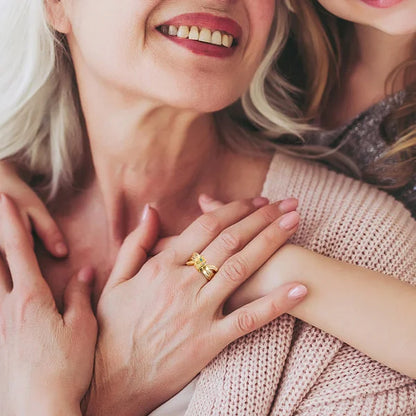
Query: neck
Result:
<box><xmin>351</xmin><ymin>24</ymin><xmax>414</xmax><ymax>92</ymax></box>
<box><xmin>79</xmin><ymin>82</ymin><xmax>224</xmax><ymax>242</ymax></box>
<box><xmin>323</xmin><ymin>24</ymin><xmax>414</xmax><ymax>128</ymax></box>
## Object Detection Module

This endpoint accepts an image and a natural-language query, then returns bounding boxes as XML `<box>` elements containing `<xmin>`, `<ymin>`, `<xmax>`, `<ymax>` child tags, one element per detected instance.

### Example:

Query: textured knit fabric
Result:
<box><xmin>307</xmin><ymin>90</ymin><xmax>416</xmax><ymax>219</ymax></box>
<box><xmin>181</xmin><ymin>152</ymin><xmax>416</xmax><ymax>416</ymax></box>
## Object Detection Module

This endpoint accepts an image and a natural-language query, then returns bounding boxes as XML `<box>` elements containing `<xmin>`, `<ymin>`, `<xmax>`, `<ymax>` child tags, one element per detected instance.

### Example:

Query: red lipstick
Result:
<box><xmin>158</xmin><ymin>13</ymin><xmax>242</xmax><ymax>58</ymax></box>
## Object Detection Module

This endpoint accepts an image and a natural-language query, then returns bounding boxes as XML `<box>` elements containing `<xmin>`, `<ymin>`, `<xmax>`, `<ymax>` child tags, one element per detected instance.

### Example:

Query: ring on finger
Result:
<box><xmin>186</xmin><ymin>252</ymin><xmax>218</xmax><ymax>282</ymax></box>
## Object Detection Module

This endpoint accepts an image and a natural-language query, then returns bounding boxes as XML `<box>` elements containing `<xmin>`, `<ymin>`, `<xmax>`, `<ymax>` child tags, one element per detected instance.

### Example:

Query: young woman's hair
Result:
<box><xmin>0</xmin><ymin>0</ymin><xmax>307</xmax><ymax>200</ymax></box>
<box><xmin>280</xmin><ymin>0</ymin><xmax>416</xmax><ymax>189</ymax></box>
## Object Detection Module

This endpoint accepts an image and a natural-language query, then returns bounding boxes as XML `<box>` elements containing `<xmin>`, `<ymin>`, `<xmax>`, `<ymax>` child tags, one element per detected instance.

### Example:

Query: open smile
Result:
<box><xmin>157</xmin><ymin>13</ymin><xmax>242</xmax><ymax>58</ymax></box>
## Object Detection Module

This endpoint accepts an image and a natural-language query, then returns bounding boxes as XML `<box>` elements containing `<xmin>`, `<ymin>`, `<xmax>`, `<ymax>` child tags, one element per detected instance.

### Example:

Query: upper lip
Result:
<box><xmin>159</xmin><ymin>13</ymin><xmax>243</xmax><ymax>40</ymax></box>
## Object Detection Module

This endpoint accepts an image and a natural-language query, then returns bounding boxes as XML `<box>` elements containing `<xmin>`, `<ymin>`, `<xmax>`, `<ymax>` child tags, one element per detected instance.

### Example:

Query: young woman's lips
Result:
<box><xmin>359</xmin><ymin>0</ymin><xmax>404</xmax><ymax>8</ymax></box>
<box><xmin>158</xmin><ymin>13</ymin><xmax>243</xmax><ymax>59</ymax></box>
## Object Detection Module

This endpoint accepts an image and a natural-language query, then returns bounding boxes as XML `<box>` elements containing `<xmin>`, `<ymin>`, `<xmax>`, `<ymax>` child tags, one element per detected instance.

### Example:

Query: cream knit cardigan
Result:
<box><xmin>185</xmin><ymin>153</ymin><xmax>416</xmax><ymax>416</ymax></box>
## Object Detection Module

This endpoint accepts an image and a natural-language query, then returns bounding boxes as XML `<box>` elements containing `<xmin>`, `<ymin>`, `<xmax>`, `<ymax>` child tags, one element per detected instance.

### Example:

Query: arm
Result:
<box><xmin>228</xmin><ymin>244</ymin><xmax>416</xmax><ymax>379</ymax></box>
<box><xmin>200</xmin><ymin>195</ymin><xmax>416</xmax><ymax>379</ymax></box>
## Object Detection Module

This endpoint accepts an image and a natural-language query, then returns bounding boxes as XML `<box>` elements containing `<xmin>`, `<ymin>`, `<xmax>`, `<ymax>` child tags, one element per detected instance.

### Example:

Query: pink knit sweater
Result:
<box><xmin>185</xmin><ymin>153</ymin><xmax>416</xmax><ymax>416</ymax></box>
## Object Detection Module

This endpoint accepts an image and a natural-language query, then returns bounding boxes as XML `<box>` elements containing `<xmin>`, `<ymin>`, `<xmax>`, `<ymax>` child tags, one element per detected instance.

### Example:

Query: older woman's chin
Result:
<box><xmin>157</xmin><ymin>89</ymin><xmax>245</xmax><ymax>114</ymax></box>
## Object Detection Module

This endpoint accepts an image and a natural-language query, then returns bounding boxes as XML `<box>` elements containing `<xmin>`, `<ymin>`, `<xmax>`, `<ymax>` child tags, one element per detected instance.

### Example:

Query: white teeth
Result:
<box><xmin>189</xmin><ymin>26</ymin><xmax>199</xmax><ymax>40</ymax></box>
<box><xmin>168</xmin><ymin>25</ymin><xmax>178</xmax><ymax>36</ymax></box>
<box><xmin>159</xmin><ymin>24</ymin><xmax>235</xmax><ymax>48</ymax></box>
<box><xmin>222</xmin><ymin>34</ymin><xmax>233</xmax><ymax>48</ymax></box>
<box><xmin>211</xmin><ymin>31</ymin><xmax>222</xmax><ymax>46</ymax></box>
<box><xmin>199</xmin><ymin>28</ymin><xmax>212</xmax><ymax>43</ymax></box>
<box><xmin>177</xmin><ymin>25</ymin><xmax>189</xmax><ymax>38</ymax></box>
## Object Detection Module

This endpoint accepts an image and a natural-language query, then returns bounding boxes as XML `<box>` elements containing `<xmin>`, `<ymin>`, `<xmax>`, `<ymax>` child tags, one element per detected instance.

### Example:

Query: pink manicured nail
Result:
<box><xmin>78</xmin><ymin>267</ymin><xmax>94</xmax><ymax>284</ymax></box>
<box><xmin>279</xmin><ymin>198</ymin><xmax>298</xmax><ymax>214</ymax></box>
<box><xmin>55</xmin><ymin>242</ymin><xmax>68</xmax><ymax>257</ymax></box>
<box><xmin>141</xmin><ymin>204</ymin><xmax>150</xmax><ymax>222</ymax></box>
<box><xmin>252</xmin><ymin>197</ymin><xmax>269</xmax><ymax>208</ymax></box>
<box><xmin>288</xmin><ymin>284</ymin><xmax>307</xmax><ymax>299</ymax></box>
<box><xmin>279</xmin><ymin>211</ymin><xmax>300</xmax><ymax>230</ymax></box>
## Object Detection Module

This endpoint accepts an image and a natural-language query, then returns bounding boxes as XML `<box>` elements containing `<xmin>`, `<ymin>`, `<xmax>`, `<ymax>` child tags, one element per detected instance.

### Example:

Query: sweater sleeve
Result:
<box><xmin>262</xmin><ymin>154</ymin><xmax>416</xmax><ymax>416</ymax></box>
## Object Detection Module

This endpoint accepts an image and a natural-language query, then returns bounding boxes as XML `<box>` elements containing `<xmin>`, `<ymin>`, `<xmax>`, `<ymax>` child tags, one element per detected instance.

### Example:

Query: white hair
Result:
<box><xmin>0</xmin><ymin>0</ymin><xmax>308</xmax><ymax>200</ymax></box>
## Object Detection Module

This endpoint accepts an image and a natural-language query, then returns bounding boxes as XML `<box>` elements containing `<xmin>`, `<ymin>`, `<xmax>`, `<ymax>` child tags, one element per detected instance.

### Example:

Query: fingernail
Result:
<box><xmin>288</xmin><ymin>284</ymin><xmax>307</xmax><ymax>299</ymax></box>
<box><xmin>55</xmin><ymin>242</ymin><xmax>68</xmax><ymax>256</ymax></box>
<box><xmin>141</xmin><ymin>204</ymin><xmax>150</xmax><ymax>222</ymax></box>
<box><xmin>78</xmin><ymin>267</ymin><xmax>94</xmax><ymax>284</ymax></box>
<box><xmin>200</xmin><ymin>194</ymin><xmax>213</xmax><ymax>202</ymax></box>
<box><xmin>252</xmin><ymin>197</ymin><xmax>269</xmax><ymax>208</ymax></box>
<box><xmin>279</xmin><ymin>198</ymin><xmax>298</xmax><ymax>214</ymax></box>
<box><xmin>278</xmin><ymin>211</ymin><xmax>300</xmax><ymax>230</ymax></box>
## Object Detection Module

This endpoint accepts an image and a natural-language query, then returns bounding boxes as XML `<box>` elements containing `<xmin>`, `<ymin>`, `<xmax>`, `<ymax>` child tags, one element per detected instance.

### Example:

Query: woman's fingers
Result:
<box><xmin>173</xmin><ymin>198</ymin><xmax>269</xmax><ymax>262</ymax></box>
<box><xmin>63</xmin><ymin>267</ymin><xmax>96</xmax><ymax>329</ymax></box>
<box><xmin>198</xmin><ymin>200</ymin><xmax>297</xmax><ymax>272</ymax></box>
<box><xmin>217</xmin><ymin>282</ymin><xmax>307</xmax><ymax>347</ymax></box>
<box><xmin>202</xmin><ymin>211</ymin><xmax>300</xmax><ymax>304</ymax></box>
<box><xmin>27</xmin><ymin>203</ymin><xmax>68</xmax><ymax>258</ymax></box>
<box><xmin>105</xmin><ymin>205</ymin><xmax>160</xmax><ymax>289</ymax></box>
<box><xmin>0</xmin><ymin>194</ymin><xmax>44</xmax><ymax>292</ymax></box>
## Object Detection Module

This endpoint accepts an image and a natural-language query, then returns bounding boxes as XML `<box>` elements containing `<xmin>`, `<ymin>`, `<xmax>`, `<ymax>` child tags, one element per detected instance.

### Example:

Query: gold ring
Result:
<box><xmin>186</xmin><ymin>252</ymin><xmax>218</xmax><ymax>281</ymax></box>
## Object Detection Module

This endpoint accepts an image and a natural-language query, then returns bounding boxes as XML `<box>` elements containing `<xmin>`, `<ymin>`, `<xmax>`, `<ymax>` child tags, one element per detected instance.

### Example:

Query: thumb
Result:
<box><xmin>63</xmin><ymin>267</ymin><xmax>96</xmax><ymax>327</ymax></box>
<box><xmin>105</xmin><ymin>204</ymin><xmax>160</xmax><ymax>289</ymax></box>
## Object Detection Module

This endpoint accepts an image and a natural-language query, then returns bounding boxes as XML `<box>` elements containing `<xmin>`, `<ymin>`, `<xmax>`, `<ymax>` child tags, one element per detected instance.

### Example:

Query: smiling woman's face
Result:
<box><xmin>55</xmin><ymin>0</ymin><xmax>275</xmax><ymax>113</ymax></box>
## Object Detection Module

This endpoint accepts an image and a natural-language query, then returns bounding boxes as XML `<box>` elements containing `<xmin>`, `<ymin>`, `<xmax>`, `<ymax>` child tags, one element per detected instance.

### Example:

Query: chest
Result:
<box><xmin>36</xmin><ymin>203</ymin><xmax>118</xmax><ymax>310</ymax></box>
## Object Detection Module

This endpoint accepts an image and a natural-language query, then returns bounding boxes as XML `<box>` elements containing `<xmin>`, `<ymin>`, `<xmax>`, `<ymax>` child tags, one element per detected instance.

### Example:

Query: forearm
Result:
<box><xmin>228</xmin><ymin>244</ymin><xmax>416</xmax><ymax>378</ymax></box>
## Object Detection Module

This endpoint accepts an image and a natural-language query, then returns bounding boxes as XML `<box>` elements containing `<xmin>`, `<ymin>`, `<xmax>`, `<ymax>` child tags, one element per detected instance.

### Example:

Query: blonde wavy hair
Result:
<box><xmin>282</xmin><ymin>0</ymin><xmax>416</xmax><ymax>189</ymax></box>
<box><xmin>0</xmin><ymin>0</ymin><xmax>308</xmax><ymax>200</ymax></box>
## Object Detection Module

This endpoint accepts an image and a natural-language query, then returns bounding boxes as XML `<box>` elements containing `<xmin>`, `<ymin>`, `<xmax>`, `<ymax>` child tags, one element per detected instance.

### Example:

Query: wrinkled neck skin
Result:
<box><xmin>77</xmin><ymin>76</ymin><xmax>228</xmax><ymax>243</ymax></box>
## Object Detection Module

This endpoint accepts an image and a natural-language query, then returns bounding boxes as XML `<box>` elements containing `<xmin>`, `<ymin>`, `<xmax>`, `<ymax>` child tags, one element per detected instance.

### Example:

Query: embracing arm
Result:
<box><xmin>199</xmin><ymin>194</ymin><xmax>416</xmax><ymax>379</ymax></box>
<box><xmin>228</xmin><ymin>244</ymin><xmax>416</xmax><ymax>379</ymax></box>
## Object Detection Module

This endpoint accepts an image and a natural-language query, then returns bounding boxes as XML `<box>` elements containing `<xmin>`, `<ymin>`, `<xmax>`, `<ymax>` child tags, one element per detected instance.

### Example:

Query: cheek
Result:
<box><xmin>67</xmin><ymin>1</ymin><xmax>154</xmax><ymax>81</ymax></box>
<box><xmin>249</xmin><ymin>1</ymin><xmax>276</xmax><ymax>44</ymax></box>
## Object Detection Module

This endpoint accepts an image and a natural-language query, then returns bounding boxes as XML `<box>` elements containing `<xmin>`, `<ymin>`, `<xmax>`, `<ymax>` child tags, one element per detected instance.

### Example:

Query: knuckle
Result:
<box><xmin>235</xmin><ymin>310</ymin><xmax>257</xmax><ymax>334</ymax></box>
<box><xmin>221</xmin><ymin>257</ymin><xmax>248</xmax><ymax>284</ymax></box>
<box><xmin>197</xmin><ymin>213</ymin><xmax>222</xmax><ymax>237</ymax></box>
<box><xmin>218</xmin><ymin>230</ymin><xmax>242</xmax><ymax>253</ymax></box>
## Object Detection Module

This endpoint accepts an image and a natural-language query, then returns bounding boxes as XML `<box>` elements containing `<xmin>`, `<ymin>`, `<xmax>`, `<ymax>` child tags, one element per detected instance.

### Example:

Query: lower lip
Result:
<box><xmin>160</xmin><ymin>34</ymin><xmax>236</xmax><ymax>58</ymax></box>
<box><xmin>360</xmin><ymin>0</ymin><xmax>404</xmax><ymax>8</ymax></box>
